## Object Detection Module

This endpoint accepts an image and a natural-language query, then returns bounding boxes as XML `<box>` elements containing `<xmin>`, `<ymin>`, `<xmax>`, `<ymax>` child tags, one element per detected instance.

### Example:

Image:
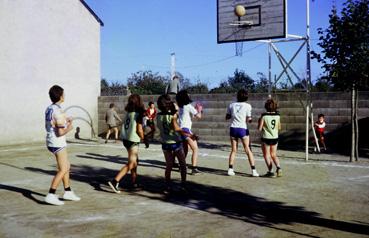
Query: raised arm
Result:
<box><xmin>194</xmin><ymin>103</ymin><xmax>203</xmax><ymax>119</ymax></box>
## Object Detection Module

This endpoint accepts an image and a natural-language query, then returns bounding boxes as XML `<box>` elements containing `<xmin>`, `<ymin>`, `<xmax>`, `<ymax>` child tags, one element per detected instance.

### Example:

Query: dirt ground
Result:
<box><xmin>1</xmin><ymin>139</ymin><xmax>369</xmax><ymax>238</ymax></box>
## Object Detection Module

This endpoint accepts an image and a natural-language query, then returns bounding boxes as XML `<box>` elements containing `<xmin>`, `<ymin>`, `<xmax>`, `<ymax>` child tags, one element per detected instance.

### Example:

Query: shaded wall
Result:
<box><xmin>0</xmin><ymin>0</ymin><xmax>101</xmax><ymax>145</ymax></box>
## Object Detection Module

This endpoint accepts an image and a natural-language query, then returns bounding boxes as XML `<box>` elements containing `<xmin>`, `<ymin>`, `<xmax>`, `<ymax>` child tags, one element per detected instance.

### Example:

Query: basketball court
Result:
<box><xmin>1</xmin><ymin>140</ymin><xmax>369</xmax><ymax>237</ymax></box>
<box><xmin>1</xmin><ymin>0</ymin><xmax>368</xmax><ymax>237</ymax></box>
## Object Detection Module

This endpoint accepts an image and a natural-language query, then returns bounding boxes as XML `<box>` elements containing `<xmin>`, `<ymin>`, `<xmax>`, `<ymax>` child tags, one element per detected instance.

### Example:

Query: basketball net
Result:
<box><xmin>235</xmin><ymin>41</ymin><xmax>243</xmax><ymax>56</ymax></box>
<box><xmin>234</xmin><ymin>27</ymin><xmax>244</xmax><ymax>56</ymax></box>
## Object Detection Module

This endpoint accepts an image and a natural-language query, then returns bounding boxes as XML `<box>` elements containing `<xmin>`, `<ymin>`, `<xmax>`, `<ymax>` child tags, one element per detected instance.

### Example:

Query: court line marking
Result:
<box><xmin>198</xmin><ymin>152</ymin><xmax>369</xmax><ymax>169</ymax></box>
<box><xmin>0</xmin><ymin>146</ymin><xmax>44</xmax><ymax>152</ymax></box>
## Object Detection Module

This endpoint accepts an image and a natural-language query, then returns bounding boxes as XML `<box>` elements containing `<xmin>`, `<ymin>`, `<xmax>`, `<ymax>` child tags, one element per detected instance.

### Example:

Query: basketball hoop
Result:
<box><xmin>232</xmin><ymin>4</ymin><xmax>252</xmax><ymax>57</ymax></box>
<box><xmin>232</xmin><ymin>20</ymin><xmax>251</xmax><ymax>56</ymax></box>
<box><xmin>229</xmin><ymin>20</ymin><xmax>253</xmax><ymax>27</ymax></box>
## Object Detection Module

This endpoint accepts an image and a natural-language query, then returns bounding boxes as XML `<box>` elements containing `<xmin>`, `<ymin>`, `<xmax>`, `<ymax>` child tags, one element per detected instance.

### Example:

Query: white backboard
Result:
<box><xmin>217</xmin><ymin>0</ymin><xmax>287</xmax><ymax>43</ymax></box>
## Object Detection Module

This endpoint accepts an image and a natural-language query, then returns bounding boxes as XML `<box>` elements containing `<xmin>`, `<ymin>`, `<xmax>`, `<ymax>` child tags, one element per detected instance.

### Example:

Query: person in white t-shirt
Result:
<box><xmin>44</xmin><ymin>85</ymin><xmax>80</xmax><ymax>205</ymax></box>
<box><xmin>226</xmin><ymin>89</ymin><xmax>259</xmax><ymax>177</ymax></box>
<box><xmin>176</xmin><ymin>90</ymin><xmax>203</xmax><ymax>175</ymax></box>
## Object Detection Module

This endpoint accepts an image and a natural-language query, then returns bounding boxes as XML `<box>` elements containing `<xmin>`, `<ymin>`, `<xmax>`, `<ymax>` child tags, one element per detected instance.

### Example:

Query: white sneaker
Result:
<box><xmin>108</xmin><ymin>181</ymin><xmax>121</xmax><ymax>194</ymax></box>
<box><xmin>252</xmin><ymin>170</ymin><xmax>260</xmax><ymax>177</ymax></box>
<box><xmin>227</xmin><ymin>168</ymin><xmax>235</xmax><ymax>176</ymax></box>
<box><xmin>45</xmin><ymin>193</ymin><xmax>64</xmax><ymax>206</ymax></box>
<box><xmin>63</xmin><ymin>191</ymin><xmax>81</xmax><ymax>201</ymax></box>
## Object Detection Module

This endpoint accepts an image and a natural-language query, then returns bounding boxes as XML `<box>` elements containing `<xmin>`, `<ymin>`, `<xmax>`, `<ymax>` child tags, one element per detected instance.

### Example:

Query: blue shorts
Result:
<box><xmin>181</xmin><ymin>127</ymin><xmax>193</xmax><ymax>140</ymax></box>
<box><xmin>230</xmin><ymin>127</ymin><xmax>249</xmax><ymax>139</ymax></box>
<box><xmin>162</xmin><ymin>142</ymin><xmax>183</xmax><ymax>152</ymax></box>
<box><xmin>47</xmin><ymin>146</ymin><xmax>65</xmax><ymax>154</ymax></box>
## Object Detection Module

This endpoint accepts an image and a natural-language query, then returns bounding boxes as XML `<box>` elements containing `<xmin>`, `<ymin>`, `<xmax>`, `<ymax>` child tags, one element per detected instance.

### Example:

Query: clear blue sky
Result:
<box><xmin>84</xmin><ymin>0</ymin><xmax>344</xmax><ymax>89</ymax></box>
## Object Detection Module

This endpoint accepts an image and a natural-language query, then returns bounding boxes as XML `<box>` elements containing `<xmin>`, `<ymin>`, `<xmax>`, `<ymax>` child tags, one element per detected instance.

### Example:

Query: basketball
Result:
<box><xmin>195</xmin><ymin>102</ymin><xmax>203</xmax><ymax>113</ymax></box>
<box><xmin>234</xmin><ymin>5</ymin><xmax>246</xmax><ymax>17</ymax></box>
<box><xmin>55</xmin><ymin>112</ymin><xmax>68</xmax><ymax>127</ymax></box>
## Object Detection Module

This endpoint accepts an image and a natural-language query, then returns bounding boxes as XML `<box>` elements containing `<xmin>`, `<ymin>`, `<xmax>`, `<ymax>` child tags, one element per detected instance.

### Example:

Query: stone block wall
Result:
<box><xmin>98</xmin><ymin>92</ymin><xmax>369</xmax><ymax>146</ymax></box>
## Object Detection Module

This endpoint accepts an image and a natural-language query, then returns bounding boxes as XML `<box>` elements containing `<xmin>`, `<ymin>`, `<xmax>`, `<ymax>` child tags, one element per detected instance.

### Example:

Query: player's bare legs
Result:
<box><xmin>270</xmin><ymin>144</ymin><xmax>282</xmax><ymax>177</ymax></box>
<box><xmin>262</xmin><ymin>144</ymin><xmax>273</xmax><ymax>172</ymax></box>
<box><xmin>227</xmin><ymin>138</ymin><xmax>238</xmax><ymax>176</ymax></box>
<box><xmin>51</xmin><ymin>149</ymin><xmax>70</xmax><ymax>190</ymax></box>
<box><xmin>241</xmin><ymin>136</ymin><xmax>259</xmax><ymax>177</ymax></box>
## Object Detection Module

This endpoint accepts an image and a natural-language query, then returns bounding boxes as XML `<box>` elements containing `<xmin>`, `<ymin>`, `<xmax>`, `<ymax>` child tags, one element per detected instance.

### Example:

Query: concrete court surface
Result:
<box><xmin>0</xmin><ymin>139</ymin><xmax>369</xmax><ymax>238</ymax></box>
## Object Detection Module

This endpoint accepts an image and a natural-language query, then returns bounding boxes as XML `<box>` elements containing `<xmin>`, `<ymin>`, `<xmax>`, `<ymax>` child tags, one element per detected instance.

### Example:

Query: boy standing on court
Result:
<box><xmin>165</xmin><ymin>75</ymin><xmax>181</xmax><ymax>95</ymax></box>
<box><xmin>105</xmin><ymin>103</ymin><xmax>122</xmax><ymax>143</ymax></box>
<box><xmin>44</xmin><ymin>85</ymin><xmax>80</xmax><ymax>205</ymax></box>
<box><xmin>314</xmin><ymin>114</ymin><xmax>327</xmax><ymax>152</ymax></box>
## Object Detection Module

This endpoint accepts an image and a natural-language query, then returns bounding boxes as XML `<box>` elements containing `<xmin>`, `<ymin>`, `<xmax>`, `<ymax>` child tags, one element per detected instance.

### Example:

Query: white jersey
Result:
<box><xmin>178</xmin><ymin>104</ymin><xmax>198</xmax><ymax>129</ymax></box>
<box><xmin>227</xmin><ymin>102</ymin><xmax>252</xmax><ymax>129</ymax></box>
<box><xmin>45</xmin><ymin>104</ymin><xmax>67</xmax><ymax>148</ymax></box>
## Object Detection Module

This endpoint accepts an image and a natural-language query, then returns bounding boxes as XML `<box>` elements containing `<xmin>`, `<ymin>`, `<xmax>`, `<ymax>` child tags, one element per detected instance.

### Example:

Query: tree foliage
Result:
<box><xmin>312</xmin><ymin>0</ymin><xmax>369</xmax><ymax>161</ymax></box>
<box><xmin>313</xmin><ymin>76</ymin><xmax>333</xmax><ymax>92</ymax></box>
<box><xmin>127</xmin><ymin>70</ymin><xmax>168</xmax><ymax>95</ymax></box>
<box><xmin>254</xmin><ymin>72</ymin><xmax>269</xmax><ymax>93</ymax></box>
<box><xmin>100</xmin><ymin>78</ymin><xmax>128</xmax><ymax>96</ymax></box>
<box><xmin>312</xmin><ymin>0</ymin><xmax>369</xmax><ymax>90</ymax></box>
<box><xmin>101</xmin><ymin>78</ymin><xmax>109</xmax><ymax>89</ymax></box>
<box><xmin>210</xmin><ymin>69</ymin><xmax>255</xmax><ymax>93</ymax></box>
<box><xmin>209</xmin><ymin>81</ymin><xmax>236</xmax><ymax>94</ymax></box>
<box><xmin>228</xmin><ymin>69</ymin><xmax>255</xmax><ymax>91</ymax></box>
<box><xmin>186</xmin><ymin>82</ymin><xmax>209</xmax><ymax>94</ymax></box>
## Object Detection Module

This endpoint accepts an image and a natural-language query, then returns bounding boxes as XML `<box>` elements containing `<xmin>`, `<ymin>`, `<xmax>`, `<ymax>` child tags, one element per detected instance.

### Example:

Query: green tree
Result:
<box><xmin>209</xmin><ymin>81</ymin><xmax>236</xmax><ymax>94</ymax></box>
<box><xmin>101</xmin><ymin>78</ymin><xmax>109</xmax><ymax>90</ymax></box>
<box><xmin>228</xmin><ymin>68</ymin><xmax>255</xmax><ymax>91</ymax></box>
<box><xmin>313</xmin><ymin>76</ymin><xmax>333</xmax><ymax>92</ymax></box>
<box><xmin>100</xmin><ymin>78</ymin><xmax>128</xmax><ymax>96</ymax></box>
<box><xmin>254</xmin><ymin>72</ymin><xmax>270</xmax><ymax>93</ymax></box>
<box><xmin>186</xmin><ymin>81</ymin><xmax>209</xmax><ymax>94</ymax></box>
<box><xmin>292</xmin><ymin>79</ymin><xmax>307</xmax><ymax>90</ymax></box>
<box><xmin>127</xmin><ymin>70</ymin><xmax>168</xmax><ymax>95</ymax></box>
<box><xmin>312</xmin><ymin>0</ymin><xmax>369</xmax><ymax>161</ymax></box>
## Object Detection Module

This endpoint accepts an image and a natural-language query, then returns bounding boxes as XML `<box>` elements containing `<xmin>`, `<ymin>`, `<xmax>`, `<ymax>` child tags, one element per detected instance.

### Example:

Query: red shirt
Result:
<box><xmin>145</xmin><ymin>108</ymin><xmax>157</xmax><ymax>120</ymax></box>
<box><xmin>315</xmin><ymin>121</ymin><xmax>326</xmax><ymax>134</ymax></box>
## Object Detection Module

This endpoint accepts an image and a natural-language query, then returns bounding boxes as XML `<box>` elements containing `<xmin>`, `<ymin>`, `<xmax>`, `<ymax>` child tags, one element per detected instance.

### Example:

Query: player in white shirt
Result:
<box><xmin>44</xmin><ymin>85</ymin><xmax>80</xmax><ymax>205</ymax></box>
<box><xmin>176</xmin><ymin>90</ymin><xmax>203</xmax><ymax>175</ymax></box>
<box><xmin>226</xmin><ymin>89</ymin><xmax>259</xmax><ymax>177</ymax></box>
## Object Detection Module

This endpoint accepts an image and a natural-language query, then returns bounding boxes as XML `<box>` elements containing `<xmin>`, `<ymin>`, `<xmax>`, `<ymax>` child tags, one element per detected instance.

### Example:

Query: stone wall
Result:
<box><xmin>98</xmin><ymin>92</ymin><xmax>369</xmax><ymax>147</ymax></box>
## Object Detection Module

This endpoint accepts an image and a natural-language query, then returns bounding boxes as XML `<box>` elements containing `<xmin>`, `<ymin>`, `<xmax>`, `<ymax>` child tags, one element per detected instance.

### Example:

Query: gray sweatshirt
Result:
<box><xmin>165</xmin><ymin>79</ymin><xmax>180</xmax><ymax>94</ymax></box>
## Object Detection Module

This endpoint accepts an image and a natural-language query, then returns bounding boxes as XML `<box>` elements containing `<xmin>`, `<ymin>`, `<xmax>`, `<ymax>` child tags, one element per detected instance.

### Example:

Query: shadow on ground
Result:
<box><xmin>0</xmin><ymin>184</ymin><xmax>46</xmax><ymax>204</ymax></box>
<box><xmin>75</xmin><ymin>152</ymin><xmax>254</xmax><ymax>177</ymax></box>
<box><xmin>22</xmin><ymin>163</ymin><xmax>369</xmax><ymax>237</ymax></box>
<box><xmin>278</xmin><ymin>117</ymin><xmax>369</xmax><ymax>158</ymax></box>
<box><xmin>325</xmin><ymin>117</ymin><xmax>369</xmax><ymax>157</ymax></box>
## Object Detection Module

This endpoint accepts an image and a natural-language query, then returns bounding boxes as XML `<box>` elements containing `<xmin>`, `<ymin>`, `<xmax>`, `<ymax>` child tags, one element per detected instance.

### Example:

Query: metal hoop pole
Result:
<box><xmin>305</xmin><ymin>0</ymin><xmax>312</xmax><ymax>161</ymax></box>
<box><xmin>268</xmin><ymin>42</ymin><xmax>272</xmax><ymax>96</ymax></box>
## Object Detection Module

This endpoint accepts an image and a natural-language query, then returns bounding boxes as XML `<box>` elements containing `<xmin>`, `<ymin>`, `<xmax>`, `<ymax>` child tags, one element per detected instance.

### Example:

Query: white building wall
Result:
<box><xmin>0</xmin><ymin>0</ymin><xmax>101</xmax><ymax>145</ymax></box>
